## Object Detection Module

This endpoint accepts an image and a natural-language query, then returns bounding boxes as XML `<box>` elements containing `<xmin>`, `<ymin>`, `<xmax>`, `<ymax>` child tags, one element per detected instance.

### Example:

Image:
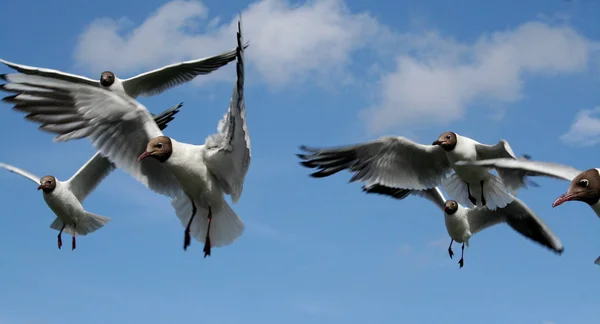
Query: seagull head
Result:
<box><xmin>100</xmin><ymin>71</ymin><xmax>116</xmax><ymax>87</ymax></box>
<box><xmin>553</xmin><ymin>169</ymin><xmax>600</xmax><ymax>208</ymax></box>
<box><xmin>38</xmin><ymin>175</ymin><xmax>56</xmax><ymax>193</ymax></box>
<box><xmin>137</xmin><ymin>136</ymin><xmax>173</xmax><ymax>163</ymax></box>
<box><xmin>432</xmin><ymin>131</ymin><xmax>458</xmax><ymax>151</ymax></box>
<box><xmin>443</xmin><ymin>200</ymin><xmax>459</xmax><ymax>215</ymax></box>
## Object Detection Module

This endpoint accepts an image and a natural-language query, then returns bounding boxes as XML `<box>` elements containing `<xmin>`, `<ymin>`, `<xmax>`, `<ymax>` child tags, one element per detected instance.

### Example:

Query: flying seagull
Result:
<box><xmin>456</xmin><ymin>157</ymin><xmax>600</xmax><ymax>265</ymax></box>
<box><xmin>297</xmin><ymin>132</ymin><xmax>531</xmax><ymax>210</ymax></box>
<box><xmin>0</xmin><ymin>42</ymin><xmax>248</xmax><ymax>99</ymax></box>
<box><xmin>0</xmin><ymin>17</ymin><xmax>250</xmax><ymax>257</ymax></box>
<box><xmin>362</xmin><ymin>184</ymin><xmax>564</xmax><ymax>267</ymax></box>
<box><xmin>0</xmin><ymin>102</ymin><xmax>183</xmax><ymax>250</ymax></box>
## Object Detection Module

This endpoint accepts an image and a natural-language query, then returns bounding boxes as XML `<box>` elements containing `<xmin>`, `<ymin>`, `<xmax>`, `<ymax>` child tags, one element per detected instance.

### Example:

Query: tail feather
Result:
<box><xmin>441</xmin><ymin>173</ymin><xmax>513</xmax><ymax>210</ymax></box>
<box><xmin>49</xmin><ymin>212</ymin><xmax>110</xmax><ymax>236</ymax></box>
<box><xmin>171</xmin><ymin>196</ymin><xmax>245</xmax><ymax>248</ymax></box>
<box><xmin>441</xmin><ymin>174</ymin><xmax>474</xmax><ymax>208</ymax></box>
<box><xmin>482</xmin><ymin>175</ymin><xmax>513</xmax><ymax>210</ymax></box>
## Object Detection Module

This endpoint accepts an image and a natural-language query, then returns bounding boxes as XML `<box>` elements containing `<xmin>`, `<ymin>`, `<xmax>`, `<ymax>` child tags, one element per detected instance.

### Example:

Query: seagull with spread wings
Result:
<box><xmin>0</xmin><ymin>18</ymin><xmax>250</xmax><ymax>257</ymax></box>
<box><xmin>456</xmin><ymin>158</ymin><xmax>600</xmax><ymax>265</ymax></box>
<box><xmin>0</xmin><ymin>42</ymin><xmax>248</xmax><ymax>99</ymax></box>
<box><xmin>362</xmin><ymin>185</ymin><xmax>564</xmax><ymax>268</ymax></box>
<box><xmin>297</xmin><ymin>133</ymin><xmax>534</xmax><ymax>210</ymax></box>
<box><xmin>0</xmin><ymin>102</ymin><xmax>183</xmax><ymax>250</ymax></box>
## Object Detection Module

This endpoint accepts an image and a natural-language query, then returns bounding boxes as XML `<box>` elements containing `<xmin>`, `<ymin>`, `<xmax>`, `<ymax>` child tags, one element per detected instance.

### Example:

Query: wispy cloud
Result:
<box><xmin>560</xmin><ymin>106</ymin><xmax>600</xmax><ymax>146</ymax></box>
<box><xmin>364</xmin><ymin>21</ymin><xmax>599</xmax><ymax>133</ymax></box>
<box><xmin>74</xmin><ymin>0</ymin><xmax>392</xmax><ymax>88</ymax></box>
<box><xmin>73</xmin><ymin>0</ymin><xmax>600</xmax><ymax>135</ymax></box>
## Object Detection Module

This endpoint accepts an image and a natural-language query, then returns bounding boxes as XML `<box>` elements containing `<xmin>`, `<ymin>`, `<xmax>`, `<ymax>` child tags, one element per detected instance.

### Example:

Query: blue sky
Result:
<box><xmin>1</xmin><ymin>0</ymin><xmax>600</xmax><ymax>323</ymax></box>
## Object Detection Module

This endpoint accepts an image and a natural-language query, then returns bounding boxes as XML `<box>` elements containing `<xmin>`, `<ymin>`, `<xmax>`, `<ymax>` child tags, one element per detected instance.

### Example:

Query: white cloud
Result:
<box><xmin>74</xmin><ymin>1</ymin><xmax>600</xmax><ymax>133</ymax></box>
<box><xmin>365</xmin><ymin>22</ymin><xmax>597</xmax><ymax>133</ymax></box>
<box><xmin>560</xmin><ymin>106</ymin><xmax>600</xmax><ymax>146</ymax></box>
<box><xmin>74</xmin><ymin>0</ymin><xmax>391</xmax><ymax>87</ymax></box>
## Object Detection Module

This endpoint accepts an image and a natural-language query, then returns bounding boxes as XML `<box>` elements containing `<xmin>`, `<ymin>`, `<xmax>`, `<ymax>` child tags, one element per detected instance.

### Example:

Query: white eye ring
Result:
<box><xmin>579</xmin><ymin>179</ymin><xmax>589</xmax><ymax>187</ymax></box>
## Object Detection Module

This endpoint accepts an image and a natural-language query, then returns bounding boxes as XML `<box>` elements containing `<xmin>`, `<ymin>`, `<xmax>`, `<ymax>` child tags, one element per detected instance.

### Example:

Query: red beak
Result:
<box><xmin>552</xmin><ymin>192</ymin><xmax>577</xmax><ymax>208</ymax></box>
<box><xmin>37</xmin><ymin>184</ymin><xmax>44</xmax><ymax>190</ymax></box>
<box><xmin>443</xmin><ymin>207</ymin><xmax>450</xmax><ymax>213</ymax></box>
<box><xmin>432</xmin><ymin>140</ymin><xmax>443</xmax><ymax>146</ymax></box>
<box><xmin>137</xmin><ymin>151</ymin><xmax>151</xmax><ymax>162</ymax></box>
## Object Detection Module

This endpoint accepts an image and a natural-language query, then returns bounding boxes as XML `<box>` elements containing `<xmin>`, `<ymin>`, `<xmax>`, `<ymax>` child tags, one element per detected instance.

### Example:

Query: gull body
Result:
<box><xmin>298</xmin><ymin>132</ymin><xmax>532</xmax><ymax>210</ymax></box>
<box><xmin>362</xmin><ymin>184</ymin><xmax>564</xmax><ymax>268</ymax></box>
<box><xmin>0</xmin><ymin>19</ymin><xmax>250</xmax><ymax>257</ymax></box>
<box><xmin>0</xmin><ymin>103</ymin><xmax>183</xmax><ymax>249</ymax></box>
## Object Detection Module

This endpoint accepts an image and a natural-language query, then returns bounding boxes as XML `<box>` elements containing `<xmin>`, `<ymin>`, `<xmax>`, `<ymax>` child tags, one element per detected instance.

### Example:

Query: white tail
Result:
<box><xmin>171</xmin><ymin>195</ymin><xmax>245</xmax><ymax>248</ymax></box>
<box><xmin>442</xmin><ymin>173</ymin><xmax>513</xmax><ymax>210</ymax></box>
<box><xmin>49</xmin><ymin>212</ymin><xmax>110</xmax><ymax>236</ymax></box>
<box><xmin>441</xmin><ymin>173</ymin><xmax>474</xmax><ymax>208</ymax></box>
<box><xmin>482</xmin><ymin>175</ymin><xmax>513</xmax><ymax>210</ymax></box>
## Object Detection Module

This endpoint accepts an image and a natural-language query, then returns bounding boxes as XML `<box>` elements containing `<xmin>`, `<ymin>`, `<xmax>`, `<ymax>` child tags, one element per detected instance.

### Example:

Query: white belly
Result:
<box><xmin>444</xmin><ymin>216</ymin><xmax>471</xmax><ymax>243</ymax></box>
<box><xmin>43</xmin><ymin>189</ymin><xmax>85</xmax><ymax>225</ymax></box>
<box><xmin>447</xmin><ymin>150</ymin><xmax>490</xmax><ymax>184</ymax></box>
<box><xmin>170</xmin><ymin>162</ymin><xmax>224</xmax><ymax>208</ymax></box>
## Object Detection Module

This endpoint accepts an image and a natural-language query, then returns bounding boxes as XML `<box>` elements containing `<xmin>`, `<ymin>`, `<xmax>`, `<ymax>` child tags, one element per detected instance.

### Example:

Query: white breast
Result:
<box><xmin>42</xmin><ymin>181</ymin><xmax>85</xmax><ymax>224</ymax></box>
<box><xmin>444</xmin><ymin>213</ymin><xmax>471</xmax><ymax>243</ymax></box>
<box><xmin>165</xmin><ymin>140</ymin><xmax>224</xmax><ymax>206</ymax></box>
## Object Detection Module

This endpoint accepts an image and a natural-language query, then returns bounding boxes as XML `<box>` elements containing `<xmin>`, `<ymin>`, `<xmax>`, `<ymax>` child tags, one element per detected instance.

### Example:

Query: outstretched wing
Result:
<box><xmin>122</xmin><ymin>44</ymin><xmax>248</xmax><ymax>98</ymax></box>
<box><xmin>467</xmin><ymin>197</ymin><xmax>564</xmax><ymax>254</ymax></box>
<box><xmin>66</xmin><ymin>102</ymin><xmax>185</xmax><ymax>202</ymax></box>
<box><xmin>456</xmin><ymin>158</ymin><xmax>582</xmax><ymax>182</ymax></box>
<box><xmin>0</xmin><ymin>58</ymin><xmax>98</xmax><ymax>87</ymax></box>
<box><xmin>202</xmin><ymin>18</ymin><xmax>251</xmax><ymax>203</ymax></box>
<box><xmin>362</xmin><ymin>184</ymin><xmax>447</xmax><ymax>211</ymax></box>
<box><xmin>298</xmin><ymin>136</ymin><xmax>451</xmax><ymax>190</ymax></box>
<box><xmin>0</xmin><ymin>162</ymin><xmax>41</xmax><ymax>184</ymax></box>
<box><xmin>66</xmin><ymin>153</ymin><xmax>115</xmax><ymax>202</ymax></box>
<box><xmin>474</xmin><ymin>139</ymin><xmax>525</xmax><ymax>192</ymax></box>
<box><xmin>0</xmin><ymin>73</ymin><xmax>182</xmax><ymax>198</ymax></box>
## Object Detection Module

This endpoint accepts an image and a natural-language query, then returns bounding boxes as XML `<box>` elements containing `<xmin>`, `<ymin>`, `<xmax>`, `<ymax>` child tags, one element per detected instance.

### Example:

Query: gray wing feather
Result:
<box><xmin>468</xmin><ymin>196</ymin><xmax>564</xmax><ymax>253</ymax></box>
<box><xmin>0</xmin><ymin>162</ymin><xmax>41</xmax><ymax>184</ymax></box>
<box><xmin>65</xmin><ymin>102</ymin><xmax>184</xmax><ymax>202</ymax></box>
<box><xmin>0</xmin><ymin>73</ymin><xmax>182</xmax><ymax>198</ymax></box>
<box><xmin>456</xmin><ymin>158</ymin><xmax>582</xmax><ymax>182</ymax></box>
<box><xmin>202</xmin><ymin>18</ymin><xmax>251</xmax><ymax>203</ymax></box>
<box><xmin>0</xmin><ymin>58</ymin><xmax>98</xmax><ymax>87</ymax></box>
<box><xmin>362</xmin><ymin>184</ymin><xmax>447</xmax><ymax>210</ymax></box>
<box><xmin>298</xmin><ymin>136</ymin><xmax>451</xmax><ymax>190</ymax></box>
<box><xmin>122</xmin><ymin>44</ymin><xmax>249</xmax><ymax>98</ymax></box>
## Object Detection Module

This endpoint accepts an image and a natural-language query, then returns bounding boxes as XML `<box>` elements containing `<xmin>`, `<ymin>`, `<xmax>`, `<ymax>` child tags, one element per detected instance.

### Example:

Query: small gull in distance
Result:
<box><xmin>0</xmin><ymin>102</ymin><xmax>183</xmax><ymax>250</ymax></box>
<box><xmin>362</xmin><ymin>184</ymin><xmax>564</xmax><ymax>268</ymax></box>
<box><xmin>297</xmin><ymin>132</ymin><xmax>535</xmax><ymax>210</ymax></box>
<box><xmin>0</xmin><ymin>18</ymin><xmax>250</xmax><ymax>257</ymax></box>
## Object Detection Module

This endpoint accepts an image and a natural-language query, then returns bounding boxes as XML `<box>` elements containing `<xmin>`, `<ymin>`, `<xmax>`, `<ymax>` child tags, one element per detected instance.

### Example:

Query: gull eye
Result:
<box><xmin>579</xmin><ymin>179</ymin><xmax>589</xmax><ymax>187</ymax></box>
<box><xmin>157</xmin><ymin>143</ymin><xmax>163</xmax><ymax>149</ymax></box>
<box><xmin>446</xmin><ymin>135</ymin><xmax>451</xmax><ymax>139</ymax></box>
